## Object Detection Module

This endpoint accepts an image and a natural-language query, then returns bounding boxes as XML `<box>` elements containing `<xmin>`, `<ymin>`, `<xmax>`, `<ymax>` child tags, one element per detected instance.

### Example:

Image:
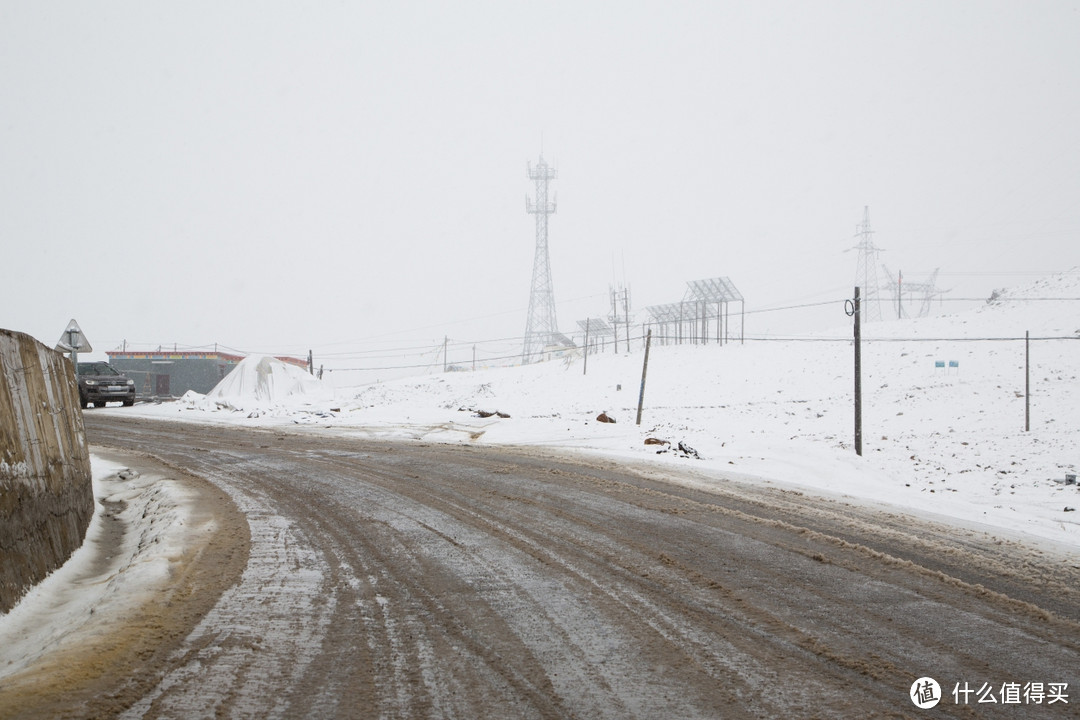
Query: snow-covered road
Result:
<box><xmin>9</xmin><ymin>414</ymin><xmax>1074</xmax><ymax>718</ymax></box>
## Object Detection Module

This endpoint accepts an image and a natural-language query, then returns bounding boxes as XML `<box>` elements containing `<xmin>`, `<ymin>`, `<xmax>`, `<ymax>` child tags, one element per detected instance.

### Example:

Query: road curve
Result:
<box><xmin>65</xmin><ymin>415</ymin><xmax>1080</xmax><ymax>717</ymax></box>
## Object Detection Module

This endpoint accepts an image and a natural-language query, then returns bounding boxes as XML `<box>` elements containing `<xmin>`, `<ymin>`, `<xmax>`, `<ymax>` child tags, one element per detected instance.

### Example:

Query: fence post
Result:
<box><xmin>1025</xmin><ymin>330</ymin><xmax>1030</xmax><ymax>432</ymax></box>
<box><xmin>635</xmin><ymin>329</ymin><xmax>653</xmax><ymax>426</ymax></box>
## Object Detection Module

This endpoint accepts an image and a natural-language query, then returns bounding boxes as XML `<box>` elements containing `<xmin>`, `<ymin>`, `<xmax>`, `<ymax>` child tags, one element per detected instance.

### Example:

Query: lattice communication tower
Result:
<box><xmin>522</xmin><ymin>155</ymin><xmax>559</xmax><ymax>363</ymax></box>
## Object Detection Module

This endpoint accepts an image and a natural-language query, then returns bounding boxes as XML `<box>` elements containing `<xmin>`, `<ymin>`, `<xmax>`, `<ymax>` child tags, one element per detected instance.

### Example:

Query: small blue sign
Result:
<box><xmin>935</xmin><ymin>361</ymin><xmax>946</xmax><ymax>368</ymax></box>
<box><xmin>949</xmin><ymin>361</ymin><xmax>959</xmax><ymax>368</ymax></box>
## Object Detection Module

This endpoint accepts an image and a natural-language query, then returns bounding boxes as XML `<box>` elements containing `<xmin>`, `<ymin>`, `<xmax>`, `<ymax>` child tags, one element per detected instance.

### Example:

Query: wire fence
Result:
<box><xmin>318</xmin><ymin>293</ymin><xmax>1080</xmax><ymax>376</ymax></box>
<box><xmin>108</xmin><ymin>295</ymin><xmax>1080</xmax><ymax>384</ymax></box>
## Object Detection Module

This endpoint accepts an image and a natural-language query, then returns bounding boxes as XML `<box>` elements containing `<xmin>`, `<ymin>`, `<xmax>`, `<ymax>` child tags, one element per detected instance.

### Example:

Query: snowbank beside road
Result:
<box><xmin>0</xmin><ymin>455</ymin><xmax>198</xmax><ymax>678</ymax></box>
<box><xmin>0</xmin><ymin>450</ymin><xmax>249</xmax><ymax>717</ymax></box>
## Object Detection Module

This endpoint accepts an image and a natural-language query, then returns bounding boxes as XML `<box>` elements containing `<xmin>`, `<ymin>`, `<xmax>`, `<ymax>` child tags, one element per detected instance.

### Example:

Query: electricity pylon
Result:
<box><xmin>851</xmin><ymin>206</ymin><xmax>884</xmax><ymax>322</ymax></box>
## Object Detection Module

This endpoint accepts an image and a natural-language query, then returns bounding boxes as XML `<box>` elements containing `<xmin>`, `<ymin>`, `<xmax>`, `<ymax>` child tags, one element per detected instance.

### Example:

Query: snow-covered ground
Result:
<box><xmin>1</xmin><ymin>272</ymin><xmax>1077</xmax><ymax>700</ymax></box>
<box><xmin>108</xmin><ymin>272</ymin><xmax>1080</xmax><ymax>550</ymax></box>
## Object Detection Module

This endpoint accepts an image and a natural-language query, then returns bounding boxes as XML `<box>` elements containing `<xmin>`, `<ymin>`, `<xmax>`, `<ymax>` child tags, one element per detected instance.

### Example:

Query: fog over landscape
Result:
<box><xmin>2</xmin><ymin>1</ymin><xmax>1078</xmax><ymax>369</ymax></box>
<box><xmin>4</xmin><ymin>6</ymin><xmax>1080</xmax><ymax>713</ymax></box>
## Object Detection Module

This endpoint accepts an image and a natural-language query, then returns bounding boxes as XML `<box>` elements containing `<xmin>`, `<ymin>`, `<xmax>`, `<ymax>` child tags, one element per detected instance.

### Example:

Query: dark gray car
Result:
<box><xmin>76</xmin><ymin>361</ymin><xmax>136</xmax><ymax>408</ymax></box>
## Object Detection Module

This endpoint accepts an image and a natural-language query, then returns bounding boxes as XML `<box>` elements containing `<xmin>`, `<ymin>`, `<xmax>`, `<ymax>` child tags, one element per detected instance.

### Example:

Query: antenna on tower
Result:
<box><xmin>522</xmin><ymin>153</ymin><xmax>562</xmax><ymax>363</ymax></box>
<box><xmin>850</xmin><ymin>206</ymin><xmax>885</xmax><ymax>322</ymax></box>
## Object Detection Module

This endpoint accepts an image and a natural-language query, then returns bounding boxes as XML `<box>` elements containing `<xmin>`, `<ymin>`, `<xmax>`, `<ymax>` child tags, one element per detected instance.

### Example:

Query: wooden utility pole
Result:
<box><xmin>898</xmin><ymin>270</ymin><xmax>903</xmax><ymax>319</ymax></box>
<box><xmin>845</xmin><ymin>288</ymin><xmax>863</xmax><ymax>456</ymax></box>
<box><xmin>583</xmin><ymin>322</ymin><xmax>590</xmax><ymax>375</ymax></box>
<box><xmin>636</xmin><ymin>329</ymin><xmax>653</xmax><ymax>426</ymax></box>
<box><xmin>1025</xmin><ymin>331</ymin><xmax>1030</xmax><ymax>432</ymax></box>
<box><xmin>853</xmin><ymin>287</ymin><xmax>863</xmax><ymax>456</ymax></box>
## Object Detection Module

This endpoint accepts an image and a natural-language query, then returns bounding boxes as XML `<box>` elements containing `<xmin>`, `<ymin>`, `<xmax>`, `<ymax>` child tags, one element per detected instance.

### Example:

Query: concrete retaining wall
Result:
<box><xmin>0</xmin><ymin>329</ymin><xmax>93</xmax><ymax>613</ymax></box>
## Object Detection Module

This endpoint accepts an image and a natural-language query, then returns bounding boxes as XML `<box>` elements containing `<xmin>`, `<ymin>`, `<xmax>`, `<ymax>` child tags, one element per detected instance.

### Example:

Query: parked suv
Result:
<box><xmin>76</xmin><ymin>362</ymin><xmax>136</xmax><ymax>408</ymax></box>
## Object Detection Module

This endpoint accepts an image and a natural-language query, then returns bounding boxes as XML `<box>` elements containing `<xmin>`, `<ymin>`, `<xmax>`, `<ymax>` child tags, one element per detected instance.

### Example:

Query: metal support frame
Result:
<box><xmin>645</xmin><ymin>277</ymin><xmax>744</xmax><ymax>346</ymax></box>
<box><xmin>577</xmin><ymin>318</ymin><xmax>614</xmax><ymax>353</ymax></box>
<box><xmin>882</xmin><ymin>266</ymin><xmax>947</xmax><ymax>319</ymax></box>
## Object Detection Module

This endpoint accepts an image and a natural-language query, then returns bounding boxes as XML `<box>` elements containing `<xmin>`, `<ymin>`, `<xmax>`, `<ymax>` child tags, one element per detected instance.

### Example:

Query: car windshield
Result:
<box><xmin>77</xmin><ymin>362</ymin><xmax>120</xmax><ymax>376</ymax></box>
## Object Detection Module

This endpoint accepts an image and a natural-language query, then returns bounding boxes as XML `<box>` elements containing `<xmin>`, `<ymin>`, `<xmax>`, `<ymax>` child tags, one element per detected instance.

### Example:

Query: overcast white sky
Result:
<box><xmin>2</xmin><ymin>1</ymin><xmax>1078</xmax><ymax>367</ymax></box>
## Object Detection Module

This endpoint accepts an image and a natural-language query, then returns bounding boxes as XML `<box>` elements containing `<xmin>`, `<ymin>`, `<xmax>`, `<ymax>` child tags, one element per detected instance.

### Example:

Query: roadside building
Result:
<box><xmin>106</xmin><ymin>349</ymin><xmax>307</xmax><ymax>397</ymax></box>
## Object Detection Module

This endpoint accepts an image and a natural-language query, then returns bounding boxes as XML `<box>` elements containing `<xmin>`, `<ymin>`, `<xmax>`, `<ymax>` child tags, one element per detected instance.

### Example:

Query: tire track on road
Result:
<box><xmin>81</xmin><ymin>416</ymin><xmax>1080</xmax><ymax>719</ymax></box>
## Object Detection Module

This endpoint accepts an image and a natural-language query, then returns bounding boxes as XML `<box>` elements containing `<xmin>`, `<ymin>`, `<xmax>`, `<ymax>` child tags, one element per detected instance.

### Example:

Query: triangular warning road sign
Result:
<box><xmin>55</xmin><ymin>319</ymin><xmax>93</xmax><ymax>353</ymax></box>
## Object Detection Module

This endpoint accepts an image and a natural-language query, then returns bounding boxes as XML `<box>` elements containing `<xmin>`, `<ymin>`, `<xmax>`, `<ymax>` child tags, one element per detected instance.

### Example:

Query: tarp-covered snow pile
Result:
<box><xmin>182</xmin><ymin>355</ymin><xmax>332</xmax><ymax>415</ymax></box>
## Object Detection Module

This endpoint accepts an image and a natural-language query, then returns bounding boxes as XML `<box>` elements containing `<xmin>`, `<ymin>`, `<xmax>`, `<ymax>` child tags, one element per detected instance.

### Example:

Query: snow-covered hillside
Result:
<box><xmin>111</xmin><ymin>272</ymin><xmax>1080</xmax><ymax>548</ymax></box>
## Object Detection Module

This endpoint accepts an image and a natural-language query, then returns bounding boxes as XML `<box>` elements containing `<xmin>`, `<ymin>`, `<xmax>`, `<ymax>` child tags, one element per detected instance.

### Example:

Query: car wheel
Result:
<box><xmin>94</xmin><ymin>401</ymin><xmax>106</xmax><ymax>408</ymax></box>
<box><xmin>122</xmin><ymin>399</ymin><xmax>134</xmax><ymax>407</ymax></box>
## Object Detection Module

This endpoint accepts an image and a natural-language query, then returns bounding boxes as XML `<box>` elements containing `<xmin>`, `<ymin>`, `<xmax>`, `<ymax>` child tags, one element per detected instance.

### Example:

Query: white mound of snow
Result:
<box><xmin>205</xmin><ymin>355</ymin><xmax>331</xmax><ymax>410</ymax></box>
